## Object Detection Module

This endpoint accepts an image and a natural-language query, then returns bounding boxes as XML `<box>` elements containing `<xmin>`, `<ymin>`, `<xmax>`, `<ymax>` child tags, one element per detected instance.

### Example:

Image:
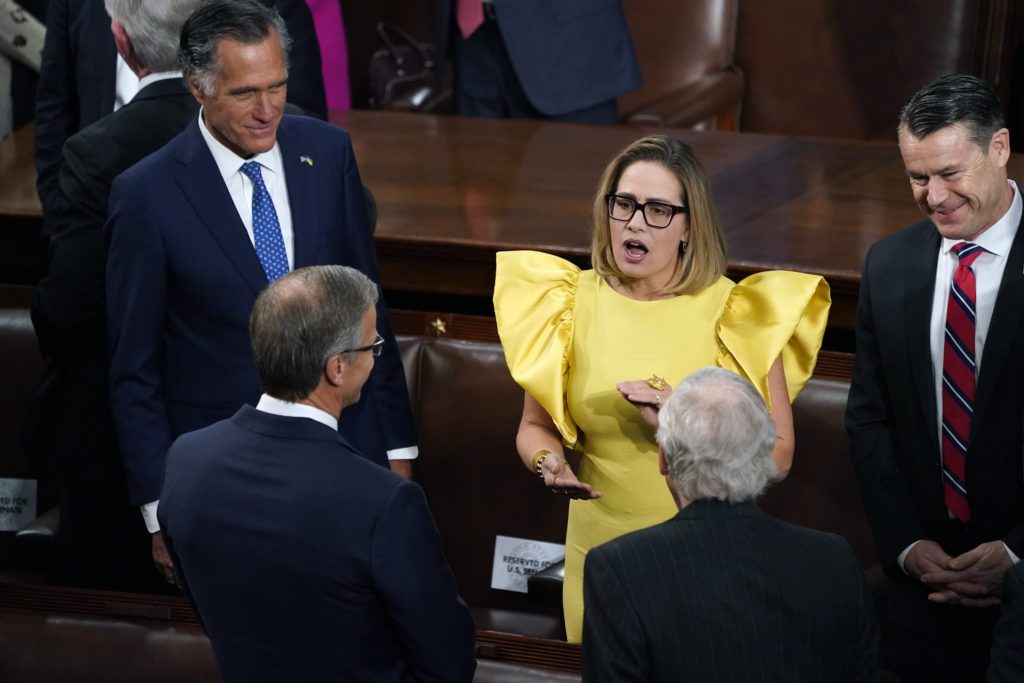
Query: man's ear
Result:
<box><xmin>186</xmin><ymin>73</ymin><xmax>207</xmax><ymax>104</ymax></box>
<box><xmin>324</xmin><ymin>354</ymin><xmax>346</xmax><ymax>388</ymax></box>
<box><xmin>658</xmin><ymin>447</ymin><xmax>669</xmax><ymax>476</ymax></box>
<box><xmin>110</xmin><ymin>20</ymin><xmax>142</xmax><ymax>74</ymax></box>
<box><xmin>990</xmin><ymin>127</ymin><xmax>1011</xmax><ymax>168</ymax></box>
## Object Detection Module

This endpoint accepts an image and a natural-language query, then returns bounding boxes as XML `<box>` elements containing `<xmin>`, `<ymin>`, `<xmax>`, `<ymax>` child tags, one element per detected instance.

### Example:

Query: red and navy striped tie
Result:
<box><xmin>942</xmin><ymin>241</ymin><xmax>984</xmax><ymax>522</ymax></box>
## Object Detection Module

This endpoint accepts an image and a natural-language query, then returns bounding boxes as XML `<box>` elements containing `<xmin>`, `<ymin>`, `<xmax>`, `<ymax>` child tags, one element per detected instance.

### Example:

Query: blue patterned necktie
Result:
<box><xmin>240</xmin><ymin>161</ymin><xmax>290</xmax><ymax>282</ymax></box>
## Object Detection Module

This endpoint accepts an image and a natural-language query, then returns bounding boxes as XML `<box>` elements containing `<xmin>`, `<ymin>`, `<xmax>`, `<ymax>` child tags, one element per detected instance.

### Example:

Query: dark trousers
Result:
<box><xmin>453</xmin><ymin>19</ymin><xmax>618</xmax><ymax>124</ymax></box>
<box><xmin>59</xmin><ymin>474</ymin><xmax>160</xmax><ymax>592</ymax></box>
<box><xmin>883</xmin><ymin>618</ymin><xmax>997</xmax><ymax>683</ymax></box>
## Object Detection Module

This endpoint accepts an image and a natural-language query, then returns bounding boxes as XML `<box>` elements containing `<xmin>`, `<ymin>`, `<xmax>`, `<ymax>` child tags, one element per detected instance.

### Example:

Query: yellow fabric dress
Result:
<box><xmin>493</xmin><ymin>250</ymin><xmax>831</xmax><ymax>642</ymax></box>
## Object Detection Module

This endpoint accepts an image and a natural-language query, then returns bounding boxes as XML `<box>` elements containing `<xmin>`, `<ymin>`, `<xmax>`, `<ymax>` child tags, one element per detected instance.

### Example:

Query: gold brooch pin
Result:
<box><xmin>300</xmin><ymin>155</ymin><xmax>313</xmax><ymax>166</ymax></box>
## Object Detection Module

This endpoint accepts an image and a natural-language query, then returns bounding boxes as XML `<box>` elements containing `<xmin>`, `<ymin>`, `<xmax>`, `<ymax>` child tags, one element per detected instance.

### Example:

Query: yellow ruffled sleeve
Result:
<box><xmin>716</xmin><ymin>271</ymin><xmax>831</xmax><ymax>409</ymax></box>
<box><xmin>493</xmin><ymin>250</ymin><xmax>579</xmax><ymax>448</ymax></box>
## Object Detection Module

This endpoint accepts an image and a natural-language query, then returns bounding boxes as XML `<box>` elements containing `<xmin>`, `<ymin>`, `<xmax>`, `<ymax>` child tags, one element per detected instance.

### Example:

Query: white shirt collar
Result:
<box><xmin>197</xmin><ymin>108</ymin><xmax>284</xmax><ymax>180</ymax></box>
<box><xmin>941</xmin><ymin>179</ymin><xmax>1021</xmax><ymax>257</ymax></box>
<box><xmin>256</xmin><ymin>394</ymin><xmax>338</xmax><ymax>430</ymax></box>
<box><xmin>137</xmin><ymin>71</ymin><xmax>183</xmax><ymax>92</ymax></box>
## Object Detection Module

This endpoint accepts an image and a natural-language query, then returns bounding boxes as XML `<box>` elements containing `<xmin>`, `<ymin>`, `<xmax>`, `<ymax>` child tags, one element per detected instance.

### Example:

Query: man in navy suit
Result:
<box><xmin>106</xmin><ymin>0</ymin><xmax>417</xmax><ymax>585</ymax></box>
<box><xmin>433</xmin><ymin>0</ymin><xmax>641</xmax><ymax>123</ymax></box>
<box><xmin>34</xmin><ymin>0</ymin><xmax>326</xmax><ymax>236</ymax></box>
<box><xmin>583</xmin><ymin>368</ymin><xmax>880</xmax><ymax>682</ymax></box>
<box><xmin>159</xmin><ymin>265</ymin><xmax>476</xmax><ymax>683</ymax></box>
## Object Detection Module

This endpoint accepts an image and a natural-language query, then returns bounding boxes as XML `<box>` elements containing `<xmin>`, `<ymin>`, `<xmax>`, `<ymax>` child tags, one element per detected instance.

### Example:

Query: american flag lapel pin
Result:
<box><xmin>300</xmin><ymin>155</ymin><xmax>314</xmax><ymax>167</ymax></box>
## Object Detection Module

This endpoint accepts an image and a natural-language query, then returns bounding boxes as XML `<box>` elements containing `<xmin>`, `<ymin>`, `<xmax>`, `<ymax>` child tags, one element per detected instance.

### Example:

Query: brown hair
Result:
<box><xmin>591</xmin><ymin>135</ymin><xmax>727</xmax><ymax>295</ymax></box>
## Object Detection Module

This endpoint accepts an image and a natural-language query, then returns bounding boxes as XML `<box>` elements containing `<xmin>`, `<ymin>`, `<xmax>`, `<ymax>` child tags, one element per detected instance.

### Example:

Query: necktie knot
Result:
<box><xmin>953</xmin><ymin>242</ymin><xmax>984</xmax><ymax>268</ymax></box>
<box><xmin>240</xmin><ymin>161</ymin><xmax>265</xmax><ymax>187</ymax></box>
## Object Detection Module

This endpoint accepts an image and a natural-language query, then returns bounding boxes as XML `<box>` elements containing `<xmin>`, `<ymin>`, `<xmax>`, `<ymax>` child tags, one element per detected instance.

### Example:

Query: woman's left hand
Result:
<box><xmin>617</xmin><ymin>380</ymin><xmax>672</xmax><ymax>427</ymax></box>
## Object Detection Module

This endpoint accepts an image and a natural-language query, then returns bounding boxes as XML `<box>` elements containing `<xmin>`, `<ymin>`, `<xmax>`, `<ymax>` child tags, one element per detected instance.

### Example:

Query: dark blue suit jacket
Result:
<box><xmin>34</xmin><ymin>0</ymin><xmax>327</xmax><ymax>233</ymax></box>
<box><xmin>158</xmin><ymin>406</ymin><xmax>476</xmax><ymax>683</ymax></box>
<box><xmin>583</xmin><ymin>500</ymin><xmax>881</xmax><ymax>682</ymax></box>
<box><xmin>106</xmin><ymin>115</ymin><xmax>416</xmax><ymax>506</ymax></box>
<box><xmin>434</xmin><ymin>0</ymin><xmax>641</xmax><ymax>117</ymax></box>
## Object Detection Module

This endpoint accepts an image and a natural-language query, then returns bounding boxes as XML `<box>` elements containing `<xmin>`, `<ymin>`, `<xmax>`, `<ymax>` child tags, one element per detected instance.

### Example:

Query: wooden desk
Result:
<box><xmin>5</xmin><ymin>112</ymin><xmax>1019</xmax><ymax>332</ymax></box>
<box><xmin>337</xmin><ymin>110</ymin><xmax>928</xmax><ymax>331</ymax></box>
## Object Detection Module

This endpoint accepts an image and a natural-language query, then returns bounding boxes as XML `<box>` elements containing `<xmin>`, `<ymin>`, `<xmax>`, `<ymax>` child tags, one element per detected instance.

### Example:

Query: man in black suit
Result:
<box><xmin>34</xmin><ymin>0</ymin><xmax>326</xmax><ymax>236</ymax></box>
<box><xmin>846</xmin><ymin>74</ymin><xmax>1024</xmax><ymax>682</ymax></box>
<box><xmin>28</xmin><ymin>0</ymin><xmax>202</xmax><ymax>590</ymax></box>
<box><xmin>583</xmin><ymin>367</ymin><xmax>880</xmax><ymax>682</ymax></box>
<box><xmin>159</xmin><ymin>265</ymin><xmax>476</xmax><ymax>683</ymax></box>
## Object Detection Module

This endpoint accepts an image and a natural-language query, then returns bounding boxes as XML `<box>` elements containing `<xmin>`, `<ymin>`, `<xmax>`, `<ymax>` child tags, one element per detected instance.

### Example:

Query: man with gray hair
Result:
<box><xmin>28</xmin><ymin>0</ymin><xmax>203</xmax><ymax>590</ymax></box>
<box><xmin>583</xmin><ymin>367</ymin><xmax>880</xmax><ymax>682</ymax></box>
<box><xmin>158</xmin><ymin>265</ymin><xmax>476</xmax><ymax>683</ymax></box>
<box><xmin>105</xmin><ymin>0</ymin><xmax>417</xmax><ymax>585</ymax></box>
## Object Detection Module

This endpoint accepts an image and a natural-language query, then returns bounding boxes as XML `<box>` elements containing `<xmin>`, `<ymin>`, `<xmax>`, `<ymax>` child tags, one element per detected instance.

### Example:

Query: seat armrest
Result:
<box><xmin>621</xmin><ymin>68</ymin><xmax>745</xmax><ymax>130</ymax></box>
<box><xmin>15</xmin><ymin>505</ymin><xmax>60</xmax><ymax>575</ymax></box>
<box><xmin>527</xmin><ymin>559</ymin><xmax>565</xmax><ymax>609</ymax></box>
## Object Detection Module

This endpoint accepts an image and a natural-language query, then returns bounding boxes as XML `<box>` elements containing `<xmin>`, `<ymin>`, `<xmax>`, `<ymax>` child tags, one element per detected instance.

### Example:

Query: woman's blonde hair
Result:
<box><xmin>591</xmin><ymin>135</ymin><xmax>727</xmax><ymax>295</ymax></box>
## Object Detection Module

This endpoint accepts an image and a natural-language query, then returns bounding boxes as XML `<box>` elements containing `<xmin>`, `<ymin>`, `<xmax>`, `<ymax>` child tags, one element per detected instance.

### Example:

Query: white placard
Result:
<box><xmin>0</xmin><ymin>478</ymin><xmax>37</xmax><ymax>531</ymax></box>
<box><xmin>490</xmin><ymin>535</ymin><xmax>566</xmax><ymax>594</ymax></box>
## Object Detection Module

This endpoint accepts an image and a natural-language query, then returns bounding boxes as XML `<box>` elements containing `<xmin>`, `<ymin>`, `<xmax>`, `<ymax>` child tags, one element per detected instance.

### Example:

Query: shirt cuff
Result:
<box><xmin>1004</xmin><ymin>542</ymin><xmax>1021</xmax><ymax>565</ymax></box>
<box><xmin>387</xmin><ymin>446</ymin><xmax>418</xmax><ymax>461</ymax></box>
<box><xmin>897</xmin><ymin>540</ymin><xmax>922</xmax><ymax>574</ymax></box>
<box><xmin>141</xmin><ymin>500</ymin><xmax>160</xmax><ymax>534</ymax></box>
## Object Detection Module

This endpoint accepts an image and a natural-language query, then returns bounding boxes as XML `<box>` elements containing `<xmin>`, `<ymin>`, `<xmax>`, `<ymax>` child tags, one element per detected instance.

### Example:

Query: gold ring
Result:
<box><xmin>647</xmin><ymin>374</ymin><xmax>667</xmax><ymax>391</ymax></box>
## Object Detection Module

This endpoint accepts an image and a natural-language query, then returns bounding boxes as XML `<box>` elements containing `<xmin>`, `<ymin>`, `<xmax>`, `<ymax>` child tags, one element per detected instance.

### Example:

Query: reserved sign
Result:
<box><xmin>0</xmin><ymin>478</ymin><xmax>37</xmax><ymax>531</ymax></box>
<box><xmin>490</xmin><ymin>534</ymin><xmax>566</xmax><ymax>594</ymax></box>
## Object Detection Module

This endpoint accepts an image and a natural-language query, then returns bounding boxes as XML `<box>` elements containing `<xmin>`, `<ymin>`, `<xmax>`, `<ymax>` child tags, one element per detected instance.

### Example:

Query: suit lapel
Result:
<box><xmin>904</xmin><ymin>224</ymin><xmax>941</xmax><ymax>455</ymax></box>
<box><xmin>972</xmin><ymin>216</ymin><xmax>1024</xmax><ymax>436</ymax></box>
<box><xmin>173</xmin><ymin>121</ymin><xmax>269</xmax><ymax>296</ymax></box>
<box><xmin>278</xmin><ymin>119</ymin><xmax>321</xmax><ymax>268</ymax></box>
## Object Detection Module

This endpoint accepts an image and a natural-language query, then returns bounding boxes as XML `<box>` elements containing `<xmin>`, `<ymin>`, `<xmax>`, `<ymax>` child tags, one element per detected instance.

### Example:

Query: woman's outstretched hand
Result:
<box><xmin>617</xmin><ymin>380</ymin><xmax>673</xmax><ymax>428</ymax></box>
<box><xmin>540</xmin><ymin>454</ymin><xmax>602</xmax><ymax>500</ymax></box>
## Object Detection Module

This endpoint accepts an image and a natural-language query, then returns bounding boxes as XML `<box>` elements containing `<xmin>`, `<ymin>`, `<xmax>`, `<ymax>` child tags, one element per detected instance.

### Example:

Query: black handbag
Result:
<box><xmin>367</xmin><ymin>22</ymin><xmax>451</xmax><ymax>113</ymax></box>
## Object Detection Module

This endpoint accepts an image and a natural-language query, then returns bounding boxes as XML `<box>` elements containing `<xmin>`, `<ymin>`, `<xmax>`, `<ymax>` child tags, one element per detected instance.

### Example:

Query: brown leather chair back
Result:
<box><xmin>619</xmin><ymin>0</ymin><xmax>743</xmax><ymax>128</ymax></box>
<box><xmin>735</xmin><ymin>0</ymin><xmax>1014</xmax><ymax>139</ymax></box>
<box><xmin>760</xmin><ymin>376</ymin><xmax>877</xmax><ymax>569</ymax></box>
<box><xmin>0</xmin><ymin>308</ymin><xmax>42</xmax><ymax>482</ymax></box>
<box><xmin>400</xmin><ymin>336</ymin><xmax>569</xmax><ymax>621</ymax></box>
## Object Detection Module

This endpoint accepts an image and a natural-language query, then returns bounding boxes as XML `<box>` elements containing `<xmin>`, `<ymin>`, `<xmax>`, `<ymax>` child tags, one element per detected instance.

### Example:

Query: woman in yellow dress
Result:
<box><xmin>493</xmin><ymin>135</ymin><xmax>831</xmax><ymax>643</ymax></box>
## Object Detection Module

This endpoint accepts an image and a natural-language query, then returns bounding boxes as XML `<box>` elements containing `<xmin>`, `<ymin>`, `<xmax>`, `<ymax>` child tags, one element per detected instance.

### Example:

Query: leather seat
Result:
<box><xmin>734</xmin><ymin>0</ymin><xmax>1015</xmax><ymax>138</ymax></box>
<box><xmin>618</xmin><ymin>0</ymin><xmax>744</xmax><ymax>130</ymax></box>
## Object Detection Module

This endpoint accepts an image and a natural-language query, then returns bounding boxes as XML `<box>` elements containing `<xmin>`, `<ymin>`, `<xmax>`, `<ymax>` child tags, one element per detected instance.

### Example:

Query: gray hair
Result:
<box><xmin>104</xmin><ymin>0</ymin><xmax>203</xmax><ymax>72</ymax></box>
<box><xmin>177</xmin><ymin>0</ymin><xmax>291</xmax><ymax>97</ymax></box>
<box><xmin>898</xmin><ymin>74</ymin><xmax>1005</xmax><ymax>149</ymax></box>
<box><xmin>656</xmin><ymin>367</ymin><xmax>777</xmax><ymax>503</ymax></box>
<box><xmin>250</xmin><ymin>266</ymin><xmax>379</xmax><ymax>402</ymax></box>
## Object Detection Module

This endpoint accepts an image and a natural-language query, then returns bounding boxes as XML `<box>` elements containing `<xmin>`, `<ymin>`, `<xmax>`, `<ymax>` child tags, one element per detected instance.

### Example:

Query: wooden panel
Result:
<box><xmin>9</xmin><ymin>112</ymin><xmax>1024</xmax><ymax>337</ymax></box>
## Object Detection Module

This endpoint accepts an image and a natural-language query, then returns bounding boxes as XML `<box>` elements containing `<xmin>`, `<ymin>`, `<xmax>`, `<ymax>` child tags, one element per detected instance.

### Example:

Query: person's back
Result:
<box><xmin>582</xmin><ymin>367</ymin><xmax>880</xmax><ymax>682</ymax></box>
<box><xmin>162</xmin><ymin>412</ymin><xmax>445</xmax><ymax>681</ymax></box>
<box><xmin>584</xmin><ymin>500</ymin><xmax>878</xmax><ymax>682</ymax></box>
<box><xmin>159</xmin><ymin>265</ymin><xmax>475</xmax><ymax>683</ymax></box>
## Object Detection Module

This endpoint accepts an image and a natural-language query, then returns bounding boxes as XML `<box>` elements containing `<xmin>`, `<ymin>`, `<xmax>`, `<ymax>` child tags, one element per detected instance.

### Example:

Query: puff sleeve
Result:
<box><xmin>493</xmin><ymin>251</ymin><xmax>580</xmax><ymax>447</ymax></box>
<box><xmin>716</xmin><ymin>271</ymin><xmax>831</xmax><ymax>409</ymax></box>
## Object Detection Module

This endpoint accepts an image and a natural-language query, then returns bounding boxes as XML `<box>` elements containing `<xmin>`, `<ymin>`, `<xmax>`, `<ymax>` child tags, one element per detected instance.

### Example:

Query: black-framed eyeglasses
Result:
<box><xmin>340</xmin><ymin>334</ymin><xmax>385</xmax><ymax>358</ymax></box>
<box><xmin>606</xmin><ymin>194</ymin><xmax>687</xmax><ymax>229</ymax></box>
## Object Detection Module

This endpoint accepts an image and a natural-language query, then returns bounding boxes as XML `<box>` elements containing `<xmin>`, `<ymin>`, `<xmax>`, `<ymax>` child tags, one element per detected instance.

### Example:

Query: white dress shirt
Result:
<box><xmin>898</xmin><ymin>179</ymin><xmax>1022</xmax><ymax>571</ymax></box>
<box><xmin>114</xmin><ymin>54</ymin><xmax>140</xmax><ymax>111</ymax></box>
<box><xmin>197</xmin><ymin>109</ymin><xmax>296</xmax><ymax>268</ymax></box>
